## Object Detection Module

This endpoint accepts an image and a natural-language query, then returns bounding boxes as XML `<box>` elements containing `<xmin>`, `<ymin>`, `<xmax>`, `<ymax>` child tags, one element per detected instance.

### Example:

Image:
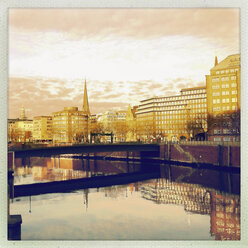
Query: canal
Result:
<box><xmin>9</xmin><ymin>156</ymin><xmax>240</xmax><ymax>240</ymax></box>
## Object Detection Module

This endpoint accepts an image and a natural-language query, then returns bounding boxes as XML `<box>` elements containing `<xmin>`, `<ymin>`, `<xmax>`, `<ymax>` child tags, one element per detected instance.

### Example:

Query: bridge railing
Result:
<box><xmin>167</xmin><ymin>140</ymin><xmax>240</xmax><ymax>147</ymax></box>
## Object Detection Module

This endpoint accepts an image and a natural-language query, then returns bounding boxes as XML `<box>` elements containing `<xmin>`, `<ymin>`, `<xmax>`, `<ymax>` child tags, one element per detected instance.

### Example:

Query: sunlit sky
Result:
<box><xmin>8</xmin><ymin>9</ymin><xmax>239</xmax><ymax>118</ymax></box>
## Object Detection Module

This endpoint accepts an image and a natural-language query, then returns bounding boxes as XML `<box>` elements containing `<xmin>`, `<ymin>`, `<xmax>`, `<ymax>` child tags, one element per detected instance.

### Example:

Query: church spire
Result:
<box><xmin>83</xmin><ymin>79</ymin><xmax>90</xmax><ymax>115</ymax></box>
<box><xmin>215</xmin><ymin>56</ymin><xmax>218</xmax><ymax>66</ymax></box>
<box><xmin>20</xmin><ymin>104</ymin><xmax>27</xmax><ymax>120</ymax></box>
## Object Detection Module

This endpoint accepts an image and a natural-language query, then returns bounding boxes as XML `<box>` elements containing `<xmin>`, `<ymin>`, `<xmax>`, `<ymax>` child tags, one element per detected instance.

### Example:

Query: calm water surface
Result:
<box><xmin>10</xmin><ymin>156</ymin><xmax>240</xmax><ymax>240</ymax></box>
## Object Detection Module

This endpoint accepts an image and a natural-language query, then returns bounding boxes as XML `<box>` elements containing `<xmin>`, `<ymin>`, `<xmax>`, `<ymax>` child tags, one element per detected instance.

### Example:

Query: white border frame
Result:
<box><xmin>1</xmin><ymin>0</ymin><xmax>247</xmax><ymax>247</ymax></box>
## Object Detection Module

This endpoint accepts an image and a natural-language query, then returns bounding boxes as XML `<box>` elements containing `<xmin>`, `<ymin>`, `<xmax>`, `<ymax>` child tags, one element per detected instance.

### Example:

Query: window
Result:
<box><xmin>214</xmin><ymin>137</ymin><xmax>222</xmax><ymax>142</ymax></box>
<box><xmin>231</xmin><ymin>83</ymin><xmax>237</xmax><ymax>87</ymax></box>
<box><xmin>232</xmin><ymin>98</ymin><xmax>237</xmax><ymax>103</ymax></box>
<box><xmin>221</xmin><ymin>76</ymin><xmax>229</xmax><ymax>81</ymax></box>
<box><xmin>214</xmin><ymin>129</ymin><xmax>221</xmax><ymax>134</ymax></box>
<box><xmin>212</xmin><ymin>85</ymin><xmax>220</xmax><ymax>89</ymax></box>
<box><xmin>230</xmin><ymin>69</ymin><xmax>234</xmax><ymax>73</ymax></box>
<box><xmin>213</xmin><ymin>92</ymin><xmax>220</xmax><ymax>96</ymax></box>
<box><xmin>232</xmin><ymin>90</ymin><xmax>237</xmax><ymax>95</ymax></box>
<box><xmin>231</xmin><ymin>76</ymin><xmax>236</xmax><ymax>80</ymax></box>
<box><xmin>232</xmin><ymin>105</ymin><xmax>237</xmax><ymax>110</ymax></box>
<box><xmin>223</xmin><ymin>129</ymin><xmax>230</xmax><ymax>134</ymax></box>
<box><xmin>221</xmin><ymin>70</ymin><xmax>225</xmax><ymax>74</ymax></box>
<box><xmin>216</xmin><ymin>71</ymin><xmax>220</xmax><ymax>75</ymax></box>
<box><xmin>212</xmin><ymin>78</ymin><xmax>219</xmax><ymax>82</ymax></box>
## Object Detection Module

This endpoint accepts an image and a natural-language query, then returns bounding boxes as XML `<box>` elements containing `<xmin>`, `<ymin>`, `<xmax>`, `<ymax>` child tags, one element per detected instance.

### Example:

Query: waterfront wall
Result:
<box><xmin>159</xmin><ymin>143</ymin><xmax>240</xmax><ymax>167</ymax></box>
<box><xmin>87</xmin><ymin>143</ymin><xmax>240</xmax><ymax>167</ymax></box>
<box><xmin>8</xmin><ymin>142</ymin><xmax>240</xmax><ymax>169</ymax></box>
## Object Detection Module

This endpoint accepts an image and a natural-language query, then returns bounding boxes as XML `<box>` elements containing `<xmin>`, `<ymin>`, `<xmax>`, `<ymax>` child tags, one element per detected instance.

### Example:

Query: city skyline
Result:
<box><xmin>9</xmin><ymin>9</ymin><xmax>239</xmax><ymax>118</ymax></box>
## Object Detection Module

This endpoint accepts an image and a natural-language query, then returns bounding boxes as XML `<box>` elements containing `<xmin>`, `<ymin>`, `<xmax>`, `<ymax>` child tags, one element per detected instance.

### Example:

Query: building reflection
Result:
<box><xmin>140</xmin><ymin>178</ymin><xmax>240</xmax><ymax>240</ymax></box>
<box><xmin>13</xmin><ymin>156</ymin><xmax>141</xmax><ymax>183</ymax></box>
<box><xmin>13</xmin><ymin>157</ymin><xmax>240</xmax><ymax>240</ymax></box>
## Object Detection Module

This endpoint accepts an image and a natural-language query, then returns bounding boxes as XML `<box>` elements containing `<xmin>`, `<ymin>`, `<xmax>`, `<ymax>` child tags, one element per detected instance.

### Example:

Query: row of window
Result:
<box><xmin>154</xmin><ymin>113</ymin><xmax>208</xmax><ymax>120</ymax></box>
<box><xmin>212</xmin><ymin>83</ymin><xmax>237</xmax><ymax>89</ymax></box>
<box><xmin>214</xmin><ymin>137</ymin><xmax>239</xmax><ymax>142</ymax></box>
<box><xmin>213</xmin><ymin>97</ymin><xmax>237</xmax><ymax>104</ymax></box>
<box><xmin>215</xmin><ymin>68</ymin><xmax>239</xmax><ymax>75</ymax></box>
<box><xmin>212</xmin><ymin>91</ymin><xmax>237</xmax><ymax>96</ymax></box>
<box><xmin>181</xmin><ymin>89</ymin><xmax>206</xmax><ymax>95</ymax></box>
<box><xmin>213</xmin><ymin>105</ymin><xmax>237</xmax><ymax>112</ymax></box>
<box><xmin>214</xmin><ymin>129</ymin><xmax>239</xmax><ymax>134</ymax></box>
<box><xmin>155</xmin><ymin>130</ymin><xmax>188</xmax><ymax>134</ymax></box>
<box><xmin>142</xmin><ymin>93</ymin><xmax>207</xmax><ymax>105</ymax></box>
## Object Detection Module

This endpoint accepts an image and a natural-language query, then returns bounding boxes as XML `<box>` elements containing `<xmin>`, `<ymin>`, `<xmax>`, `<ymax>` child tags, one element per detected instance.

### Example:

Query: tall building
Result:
<box><xmin>136</xmin><ymin>86</ymin><xmax>207</xmax><ymax>142</ymax></box>
<box><xmin>206</xmin><ymin>54</ymin><xmax>240</xmax><ymax>142</ymax></box>
<box><xmin>52</xmin><ymin>107</ymin><xmax>88</xmax><ymax>144</ymax></box>
<box><xmin>8</xmin><ymin>105</ymin><xmax>33</xmax><ymax>142</ymax></box>
<box><xmin>32</xmin><ymin>116</ymin><xmax>52</xmax><ymax>142</ymax></box>
<box><xmin>52</xmin><ymin>79</ymin><xmax>90</xmax><ymax>144</ymax></box>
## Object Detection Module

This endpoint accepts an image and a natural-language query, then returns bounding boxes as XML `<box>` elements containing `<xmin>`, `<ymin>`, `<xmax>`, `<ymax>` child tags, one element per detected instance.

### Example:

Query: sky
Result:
<box><xmin>8</xmin><ymin>9</ymin><xmax>240</xmax><ymax>118</ymax></box>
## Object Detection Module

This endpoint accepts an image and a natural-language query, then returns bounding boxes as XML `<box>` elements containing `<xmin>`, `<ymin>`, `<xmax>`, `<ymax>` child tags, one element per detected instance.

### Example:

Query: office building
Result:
<box><xmin>8</xmin><ymin>105</ymin><xmax>33</xmax><ymax>142</ymax></box>
<box><xmin>32</xmin><ymin>116</ymin><xmax>52</xmax><ymax>142</ymax></box>
<box><xmin>52</xmin><ymin>80</ymin><xmax>90</xmax><ymax>144</ymax></box>
<box><xmin>206</xmin><ymin>54</ymin><xmax>240</xmax><ymax>142</ymax></box>
<box><xmin>136</xmin><ymin>86</ymin><xmax>207</xmax><ymax>142</ymax></box>
<box><xmin>52</xmin><ymin>107</ymin><xmax>88</xmax><ymax>144</ymax></box>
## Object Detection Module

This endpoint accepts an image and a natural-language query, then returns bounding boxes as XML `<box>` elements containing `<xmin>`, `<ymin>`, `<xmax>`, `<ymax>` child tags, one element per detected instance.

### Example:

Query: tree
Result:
<box><xmin>136</xmin><ymin>118</ymin><xmax>154</xmax><ymax>142</ymax></box>
<box><xmin>186</xmin><ymin>118</ymin><xmax>207</xmax><ymax>140</ymax></box>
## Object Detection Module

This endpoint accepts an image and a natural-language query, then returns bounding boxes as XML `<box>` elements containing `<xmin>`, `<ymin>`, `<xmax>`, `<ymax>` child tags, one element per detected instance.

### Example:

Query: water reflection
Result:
<box><xmin>10</xmin><ymin>157</ymin><xmax>240</xmax><ymax>240</ymax></box>
<box><xmin>14</xmin><ymin>156</ymin><xmax>141</xmax><ymax>185</ymax></box>
<box><xmin>140</xmin><ymin>178</ymin><xmax>240</xmax><ymax>240</ymax></box>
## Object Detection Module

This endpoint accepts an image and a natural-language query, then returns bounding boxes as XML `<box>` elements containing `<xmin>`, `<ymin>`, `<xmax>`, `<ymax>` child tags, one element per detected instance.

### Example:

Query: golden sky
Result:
<box><xmin>8</xmin><ymin>9</ymin><xmax>239</xmax><ymax>118</ymax></box>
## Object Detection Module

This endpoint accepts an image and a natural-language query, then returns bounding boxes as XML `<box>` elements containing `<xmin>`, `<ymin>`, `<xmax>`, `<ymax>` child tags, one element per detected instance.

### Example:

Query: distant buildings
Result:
<box><xmin>126</xmin><ymin>105</ymin><xmax>138</xmax><ymax>142</ymax></box>
<box><xmin>206</xmin><ymin>54</ymin><xmax>240</xmax><ymax>142</ymax></box>
<box><xmin>32</xmin><ymin>116</ymin><xmax>52</xmax><ymax>142</ymax></box>
<box><xmin>136</xmin><ymin>86</ymin><xmax>207</xmax><ymax>142</ymax></box>
<box><xmin>51</xmin><ymin>79</ymin><xmax>91</xmax><ymax>144</ymax></box>
<box><xmin>8</xmin><ymin>54</ymin><xmax>241</xmax><ymax>144</ymax></box>
<box><xmin>98</xmin><ymin>110</ymin><xmax>128</xmax><ymax>142</ymax></box>
<box><xmin>8</xmin><ymin>105</ymin><xmax>33</xmax><ymax>142</ymax></box>
<box><xmin>52</xmin><ymin>106</ymin><xmax>89</xmax><ymax>144</ymax></box>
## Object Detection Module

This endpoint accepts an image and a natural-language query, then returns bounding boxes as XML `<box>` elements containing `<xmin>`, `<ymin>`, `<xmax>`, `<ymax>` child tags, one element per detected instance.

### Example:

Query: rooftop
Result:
<box><xmin>211</xmin><ymin>54</ymin><xmax>240</xmax><ymax>71</ymax></box>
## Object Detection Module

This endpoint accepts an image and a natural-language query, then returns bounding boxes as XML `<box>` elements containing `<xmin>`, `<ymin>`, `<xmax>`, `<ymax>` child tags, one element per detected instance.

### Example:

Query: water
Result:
<box><xmin>9</xmin><ymin>156</ymin><xmax>240</xmax><ymax>240</ymax></box>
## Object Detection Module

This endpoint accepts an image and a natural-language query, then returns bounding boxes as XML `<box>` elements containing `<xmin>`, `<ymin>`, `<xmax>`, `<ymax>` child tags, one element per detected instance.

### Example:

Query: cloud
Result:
<box><xmin>10</xmin><ymin>75</ymin><xmax>203</xmax><ymax>118</ymax></box>
<box><xmin>9</xmin><ymin>9</ymin><xmax>239</xmax><ymax>44</ymax></box>
<box><xmin>8</xmin><ymin>9</ymin><xmax>239</xmax><ymax>118</ymax></box>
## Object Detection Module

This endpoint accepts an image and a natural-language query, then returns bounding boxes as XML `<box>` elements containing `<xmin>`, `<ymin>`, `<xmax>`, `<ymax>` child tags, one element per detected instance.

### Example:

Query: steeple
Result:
<box><xmin>83</xmin><ymin>79</ymin><xmax>90</xmax><ymax>115</ymax></box>
<box><xmin>215</xmin><ymin>56</ymin><xmax>218</xmax><ymax>66</ymax></box>
<box><xmin>20</xmin><ymin>104</ymin><xmax>27</xmax><ymax>120</ymax></box>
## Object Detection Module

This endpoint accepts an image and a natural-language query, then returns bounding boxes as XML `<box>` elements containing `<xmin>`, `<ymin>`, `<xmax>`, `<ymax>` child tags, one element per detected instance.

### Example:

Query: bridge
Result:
<box><xmin>12</xmin><ymin>169</ymin><xmax>161</xmax><ymax>197</ymax></box>
<box><xmin>10</xmin><ymin>143</ymin><xmax>160</xmax><ymax>159</ymax></box>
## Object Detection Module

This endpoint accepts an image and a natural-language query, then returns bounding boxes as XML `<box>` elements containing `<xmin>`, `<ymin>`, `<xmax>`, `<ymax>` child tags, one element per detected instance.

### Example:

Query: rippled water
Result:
<box><xmin>9</xmin><ymin>156</ymin><xmax>240</xmax><ymax>240</ymax></box>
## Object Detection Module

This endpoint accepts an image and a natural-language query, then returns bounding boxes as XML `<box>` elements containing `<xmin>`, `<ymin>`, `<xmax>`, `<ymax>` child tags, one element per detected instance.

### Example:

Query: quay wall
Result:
<box><xmin>159</xmin><ymin>143</ymin><xmax>240</xmax><ymax>167</ymax></box>
<box><xmin>86</xmin><ymin>143</ymin><xmax>240</xmax><ymax>167</ymax></box>
<box><xmin>8</xmin><ymin>143</ymin><xmax>240</xmax><ymax>168</ymax></box>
